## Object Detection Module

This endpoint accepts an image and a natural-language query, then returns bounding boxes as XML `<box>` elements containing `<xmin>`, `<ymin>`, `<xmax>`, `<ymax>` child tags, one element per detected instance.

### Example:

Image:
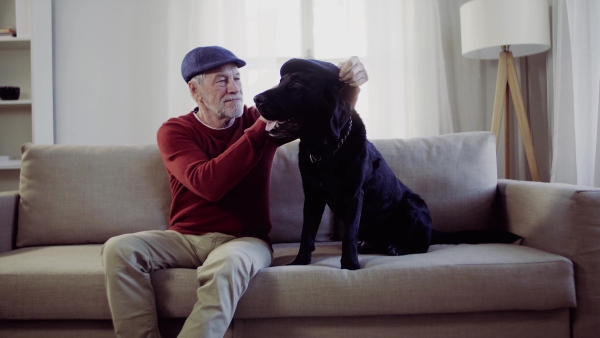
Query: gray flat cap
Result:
<box><xmin>181</xmin><ymin>46</ymin><xmax>246</xmax><ymax>82</ymax></box>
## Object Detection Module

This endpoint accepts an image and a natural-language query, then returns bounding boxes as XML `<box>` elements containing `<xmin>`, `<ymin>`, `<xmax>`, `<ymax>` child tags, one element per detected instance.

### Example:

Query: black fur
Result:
<box><xmin>254</xmin><ymin>61</ymin><xmax>521</xmax><ymax>270</ymax></box>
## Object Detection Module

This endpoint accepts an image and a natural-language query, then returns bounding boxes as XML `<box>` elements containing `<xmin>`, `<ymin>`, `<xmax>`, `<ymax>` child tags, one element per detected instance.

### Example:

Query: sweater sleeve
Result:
<box><xmin>157</xmin><ymin>115</ymin><xmax>273</xmax><ymax>202</ymax></box>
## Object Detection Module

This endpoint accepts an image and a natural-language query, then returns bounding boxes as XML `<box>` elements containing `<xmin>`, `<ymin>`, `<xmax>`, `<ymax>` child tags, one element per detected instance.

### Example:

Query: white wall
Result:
<box><xmin>53</xmin><ymin>0</ymin><xmax>174</xmax><ymax>145</ymax></box>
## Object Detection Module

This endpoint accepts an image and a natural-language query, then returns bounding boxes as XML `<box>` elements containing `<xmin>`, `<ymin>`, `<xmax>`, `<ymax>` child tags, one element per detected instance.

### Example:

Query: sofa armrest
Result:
<box><xmin>497</xmin><ymin>179</ymin><xmax>600</xmax><ymax>256</ymax></box>
<box><xmin>0</xmin><ymin>190</ymin><xmax>19</xmax><ymax>254</ymax></box>
<box><xmin>497</xmin><ymin>179</ymin><xmax>600</xmax><ymax>337</ymax></box>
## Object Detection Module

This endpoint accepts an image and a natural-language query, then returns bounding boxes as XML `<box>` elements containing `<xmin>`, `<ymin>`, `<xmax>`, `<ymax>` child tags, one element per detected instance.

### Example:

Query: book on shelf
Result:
<box><xmin>0</xmin><ymin>28</ymin><xmax>17</xmax><ymax>37</ymax></box>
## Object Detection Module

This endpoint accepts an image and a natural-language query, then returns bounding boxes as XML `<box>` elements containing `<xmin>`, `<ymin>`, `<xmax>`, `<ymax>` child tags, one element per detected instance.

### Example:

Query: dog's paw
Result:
<box><xmin>288</xmin><ymin>255</ymin><xmax>312</xmax><ymax>266</ymax></box>
<box><xmin>340</xmin><ymin>257</ymin><xmax>361</xmax><ymax>270</ymax></box>
<box><xmin>385</xmin><ymin>244</ymin><xmax>404</xmax><ymax>256</ymax></box>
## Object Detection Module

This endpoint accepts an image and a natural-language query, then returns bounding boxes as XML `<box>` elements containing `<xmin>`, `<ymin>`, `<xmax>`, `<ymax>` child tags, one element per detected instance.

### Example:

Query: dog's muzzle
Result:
<box><xmin>265</xmin><ymin>117</ymin><xmax>303</xmax><ymax>138</ymax></box>
<box><xmin>254</xmin><ymin>93</ymin><xmax>303</xmax><ymax>138</ymax></box>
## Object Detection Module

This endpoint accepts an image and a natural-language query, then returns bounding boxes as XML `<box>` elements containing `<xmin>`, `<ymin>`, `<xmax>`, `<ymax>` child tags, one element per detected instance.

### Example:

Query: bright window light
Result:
<box><xmin>313</xmin><ymin>0</ymin><xmax>367</xmax><ymax>59</ymax></box>
<box><xmin>244</xmin><ymin>0</ymin><xmax>302</xmax><ymax>58</ymax></box>
<box><xmin>240</xmin><ymin>0</ymin><xmax>368</xmax><ymax>114</ymax></box>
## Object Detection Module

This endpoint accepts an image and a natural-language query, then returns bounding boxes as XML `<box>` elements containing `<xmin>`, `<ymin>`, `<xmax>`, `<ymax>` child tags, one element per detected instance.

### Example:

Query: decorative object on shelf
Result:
<box><xmin>0</xmin><ymin>86</ymin><xmax>20</xmax><ymax>100</ymax></box>
<box><xmin>0</xmin><ymin>28</ymin><xmax>17</xmax><ymax>37</ymax></box>
<box><xmin>460</xmin><ymin>0</ymin><xmax>550</xmax><ymax>181</ymax></box>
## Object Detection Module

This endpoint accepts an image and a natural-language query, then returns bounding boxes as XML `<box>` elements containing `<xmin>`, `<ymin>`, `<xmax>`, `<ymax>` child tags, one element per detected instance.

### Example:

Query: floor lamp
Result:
<box><xmin>460</xmin><ymin>0</ymin><xmax>551</xmax><ymax>181</ymax></box>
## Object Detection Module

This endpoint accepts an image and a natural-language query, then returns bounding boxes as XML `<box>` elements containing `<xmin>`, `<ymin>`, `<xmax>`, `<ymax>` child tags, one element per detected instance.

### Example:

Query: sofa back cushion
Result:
<box><xmin>16</xmin><ymin>131</ymin><xmax>498</xmax><ymax>247</ymax></box>
<box><xmin>16</xmin><ymin>142</ymin><xmax>331</xmax><ymax>247</ymax></box>
<box><xmin>371</xmin><ymin>131</ymin><xmax>498</xmax><ymax>232</ymax></box>
<box><xmin>268</xmin><ymin>131</ymin><xmax>498</xmax><ymax>241</ymax></box>
<box><xmin>269</xmin><ymin>141</ymin><xmax>336</xmax><ymax>243</ymax></box>
<box><xmin>17</xmin><ymin>144</ymin><xmax>171</xmax><ymax>247</ymax></box>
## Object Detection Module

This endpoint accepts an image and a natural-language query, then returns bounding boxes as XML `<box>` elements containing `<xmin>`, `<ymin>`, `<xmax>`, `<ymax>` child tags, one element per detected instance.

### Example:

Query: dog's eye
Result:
<box><xmin>291</xmin><ymin>81</ymin><xmax>302</xmax><ymax>90</ymax></box>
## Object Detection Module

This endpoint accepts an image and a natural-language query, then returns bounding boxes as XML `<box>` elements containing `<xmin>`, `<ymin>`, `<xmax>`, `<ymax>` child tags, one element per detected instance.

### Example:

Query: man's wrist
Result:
<box><xmin>341</xmin><ymin>85</ymin><xmax>360</xmax><ymax>108</ymax></box>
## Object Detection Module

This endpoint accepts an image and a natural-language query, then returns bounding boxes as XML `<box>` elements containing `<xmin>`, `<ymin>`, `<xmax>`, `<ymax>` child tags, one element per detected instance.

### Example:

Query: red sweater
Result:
<box><xmin>156</xmin><ymin>106</ymin><xmax>283</xmax><ymax>245</ymax></box>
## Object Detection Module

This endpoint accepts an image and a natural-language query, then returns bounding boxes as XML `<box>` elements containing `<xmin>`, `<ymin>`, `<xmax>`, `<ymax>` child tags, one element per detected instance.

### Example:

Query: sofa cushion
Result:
<box><xmin>155</xmin><ymin>243</ymin><xmax>575</xmax><ymax>319</ymax></box>
<box><xmin>269</xmin><ymin>141</ymin><xmax>336</xmax><ymax>243</ymax></box>
<box><xmin>0</xmin><ymin>243</ymin><xmax>575</xmax><ymax>320</ymax></box>
<box><xmin>0</xmin><ymin>245</ymin><xmax>110</xmax><ymax>320</ymax></box>
<box><xmin>270</xmin><ymin>131</ymin><xmax>499</xmax><ymax>242</ymax></box>
<box><xmin>17</xmin><ymin>144</ymin><xmax>171</xmax><ymax>247</ymax></box>
<box><xmin>15</xmin><ymin>132</ymin><xmax>497</xmax><ymax>246</ymax></box>
<box><xmin>16</xmin><ymin>142</ymin><xmax>333</xmax><ymax>247</ymax></box>
<box><xmin>371</xmin><ymin>131</ymin><xmax>498</xmax><ymax>232</ymax></box>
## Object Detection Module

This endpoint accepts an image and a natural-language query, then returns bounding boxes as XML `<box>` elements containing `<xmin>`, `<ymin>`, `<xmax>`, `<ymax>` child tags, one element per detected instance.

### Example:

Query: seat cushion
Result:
<box><xmin>158</xmin><ymin>243</ymin><xmax>575</xmax><ymax>319</ymax></box>
<box><xmin>0</xmin><ymin>245</ymin><xmax>111</xmax><ymax>320</ymax></box>
<box><xmin>0</xmin><ymin>243</ymin><xmax>575</xmax><ymax>320</ymax></box>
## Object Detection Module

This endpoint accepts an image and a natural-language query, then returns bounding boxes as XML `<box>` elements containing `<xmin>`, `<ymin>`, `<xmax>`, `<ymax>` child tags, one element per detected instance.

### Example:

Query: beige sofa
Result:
<box><xmin>0</xmin><ymin>131</ymin><xmax>598</xmax><ymax>338</ymax></box>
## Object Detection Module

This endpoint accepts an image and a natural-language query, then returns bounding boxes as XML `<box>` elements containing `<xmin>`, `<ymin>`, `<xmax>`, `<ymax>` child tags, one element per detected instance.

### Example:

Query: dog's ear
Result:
<box><xmin>324</xmin><ymin>81</ymin><xmax>350</xmax><ymax>139</ymax></box>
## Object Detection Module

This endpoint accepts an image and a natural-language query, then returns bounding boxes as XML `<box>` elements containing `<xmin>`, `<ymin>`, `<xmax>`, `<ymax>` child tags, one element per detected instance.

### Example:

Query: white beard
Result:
<box><xmin>207</xmin><ymin>95</ymin><xmax>243</xmax><ymax>120</ymax></box>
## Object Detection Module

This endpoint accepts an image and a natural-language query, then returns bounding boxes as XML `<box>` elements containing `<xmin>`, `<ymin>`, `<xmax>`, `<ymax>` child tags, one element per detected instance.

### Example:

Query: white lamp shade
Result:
<box><xmin>460</xmin><ymin>0</ymin><xmax>551</xmax><ymax>59</ymax></box>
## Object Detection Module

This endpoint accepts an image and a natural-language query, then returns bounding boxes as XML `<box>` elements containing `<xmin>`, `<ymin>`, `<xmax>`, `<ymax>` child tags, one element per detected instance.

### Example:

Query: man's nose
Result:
<box><xmin>227</xmin><ymin>79</ymin><xmax>241</xmax><ymax>93</ymax></box>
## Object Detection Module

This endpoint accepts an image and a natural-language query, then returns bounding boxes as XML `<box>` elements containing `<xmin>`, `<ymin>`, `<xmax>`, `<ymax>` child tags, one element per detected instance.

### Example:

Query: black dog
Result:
<box><xmin>254</xmin><ymin>59</ymin><xmax>520</xmax><ymax>270</ymax></box>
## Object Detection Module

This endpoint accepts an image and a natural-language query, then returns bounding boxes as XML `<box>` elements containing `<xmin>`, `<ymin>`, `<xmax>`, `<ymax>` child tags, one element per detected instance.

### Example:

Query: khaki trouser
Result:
<box><xmin>101</xmin><ymin>230</ymin><xmax>273</xmax><ymax>338</ymax></box>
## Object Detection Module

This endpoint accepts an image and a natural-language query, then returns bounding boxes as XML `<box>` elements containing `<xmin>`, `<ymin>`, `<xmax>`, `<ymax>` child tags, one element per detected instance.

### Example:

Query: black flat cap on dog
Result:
<box><xmin>181</xmin><ymin>46</ymin><xmax>246</xmax><ymax>82</ymax></box>
<box><xmin>280</xmin><ymin>58</ymin><xmax>340</xmax><ymax>80</ymax></box>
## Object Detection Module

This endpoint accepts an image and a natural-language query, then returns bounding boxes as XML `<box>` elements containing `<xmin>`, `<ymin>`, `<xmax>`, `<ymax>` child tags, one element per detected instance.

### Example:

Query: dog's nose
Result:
<box><xmin>254</xmin><ymin>94</ymin><xmax>266</xmax><ymax>105</ymax></box>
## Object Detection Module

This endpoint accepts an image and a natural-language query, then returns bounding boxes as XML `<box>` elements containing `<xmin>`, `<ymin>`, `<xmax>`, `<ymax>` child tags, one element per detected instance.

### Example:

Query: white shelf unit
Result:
<box><xmin>0</xmin><ymin>160</ymin><xmax>21</xmax><ymax>170</ymax></box>
<box><xmin>0</xmin><ymin>99</ymin><xmax>32</xmax><ymax>106</ymax></box>
<box><xmin>0</xmin><ymin>36</ymin><xmax>29</xmax><ymax>46</ymax></box>
<box><xmin>0</xmin><ymin>0</ymin><xmax>53</xmax><ymax>191</ymax></box>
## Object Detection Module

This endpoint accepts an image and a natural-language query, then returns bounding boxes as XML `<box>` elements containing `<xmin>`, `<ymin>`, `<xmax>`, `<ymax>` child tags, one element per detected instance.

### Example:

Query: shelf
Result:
<box><xmin>0</xmin><ymin>0</ymin><xmax>51</xmax><ymax>189</ymax></box>
<box><xmin>0</xmin><ymin>160</ymin><xmax>21</xmax><ymax>170</ymax></box>
<box><xmin>0</xmin><ymin>36</ymin><xmax>30</xmax><ymax>50</ymax></box>
<box><xmin>0</xmin><ymin>99</ymin><xmax>31</xmax><ymax>106</ymax></box>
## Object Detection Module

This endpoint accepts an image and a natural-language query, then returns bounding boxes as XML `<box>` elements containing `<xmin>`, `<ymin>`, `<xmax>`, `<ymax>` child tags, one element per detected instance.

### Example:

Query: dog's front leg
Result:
<box><xmin>340</xmin><ymin>190</ymin><xmax>364</xmax><ymax>270</ymax></box>
<box><xmin>289</xmin><ymin>184</ymin><xmax>327</xmax><ymax>266</ymax></box>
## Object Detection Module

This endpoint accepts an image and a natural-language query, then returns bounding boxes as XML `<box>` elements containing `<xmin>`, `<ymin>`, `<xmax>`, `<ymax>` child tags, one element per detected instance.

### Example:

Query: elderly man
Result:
<box><xmin>102</xmin><ymin>46</ymin><xmax>368</xmax><ymax>338</ymax></box>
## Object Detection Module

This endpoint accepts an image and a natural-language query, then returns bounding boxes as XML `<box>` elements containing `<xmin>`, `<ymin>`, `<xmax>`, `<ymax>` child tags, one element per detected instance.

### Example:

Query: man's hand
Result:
<box><xmin>338</xmin><ymin>56</ymin><xmax>368</xmax><ymax>107</ymax></box>
<box><xmin>338</xmin><ymin>56</ymin><xmax>369</xmax><ymax>87</ymax></box>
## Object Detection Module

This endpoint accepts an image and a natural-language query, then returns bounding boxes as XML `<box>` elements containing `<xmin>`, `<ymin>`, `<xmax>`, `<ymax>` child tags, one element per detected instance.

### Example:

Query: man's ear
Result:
<box><xmin>188</xmin><ymin>81</ymin><xmax>202</xmax><ymax>102</ymax></box>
